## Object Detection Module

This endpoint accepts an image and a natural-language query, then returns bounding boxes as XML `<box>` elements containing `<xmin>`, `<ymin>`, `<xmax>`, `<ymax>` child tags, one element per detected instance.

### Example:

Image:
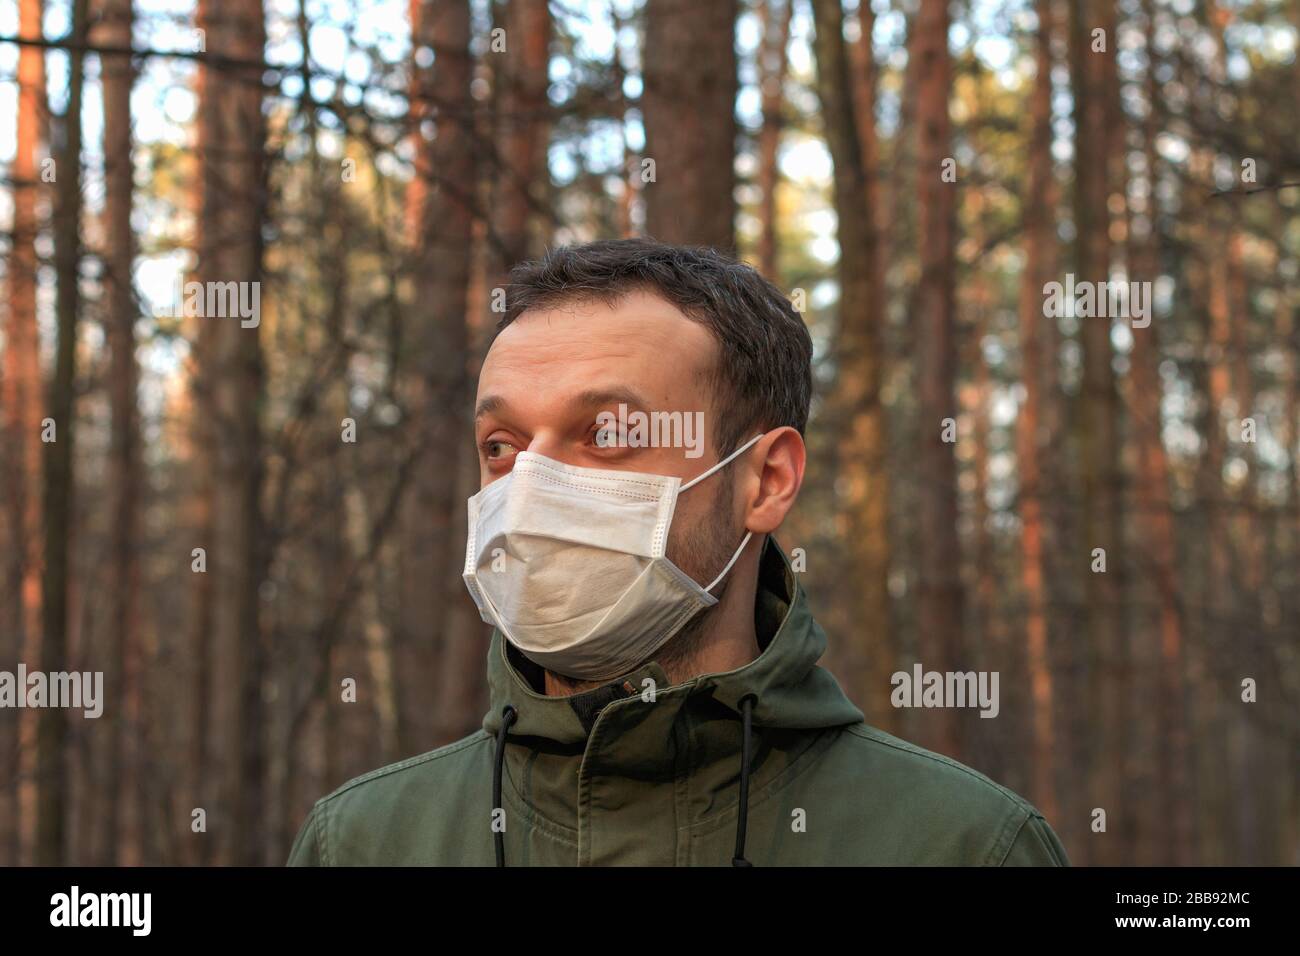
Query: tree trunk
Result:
<box><xmin>492</xmin><ymin>0</ymin><xmax>551</xmax><ymax>270</ymax></box>
<box><xmin>195</xmin><ymin>0</ymin><xmax>267</xmax><ymax>865</ymax></box>
<box><xmin>37</xmin><ymin>0</ymin><xmax>89</xmax><ymax>866</ymax></box>
<box><xmin>1</xmin><ymin>0</ymin><xmax>46</xmax><ymax>868</ymax></box>
<box><xmin>95</xmin><ymin>0</ymin><xmax>141</xmax><ymax>867</ymax></box>
<box><xmin>1278</xmin><ymin>200</ymin><xmax>1300</xmax><ymax>638</ymax></box>
<box><xmin>642</xmin><ymin>0</ymin><xmax>737</xmax><ymax>250</ymax></box>
<box><xmin>1126</xmin><ymin>0</ymin><xmax>1191</xmax><ymax>865</ymax></box>
<box><xmin>1015</xmin><ymin>0</ymin><xmax>1059</xmax><ymax>827</ymax></box>
<box><xmin>1070</xmin><ymin>0</ymin><xmax>1127</xmax><ymax>861</ymax></box>
<box><xmin>966</xmin><ymin>227</ymin><xmax>997</xmax><ymax>778</ymax></box>
<box><xmin>757</xmin><ymin>0</ymin><xmax>791</xmax><ymax>278</ymax></box>
<box><xmin>809</xmin><ymin>0</ymin><xmax>893</xmax><ymax>731</ymax></box>
<box><xmin>396</xmin><ymin>0</ymin><xmax>482</xmax><ymax>754</ymax></box>
<box><xmin>1205</xmin><ymin>0</ymin><xmax>1263</xmax><ymax>866</ymax></box>
<box><xmin>913</xmin><ymin>0</ymin><xmax>963</xmax><ymax>756</ymax></box>
<box><xmin>849</xmin><ymin>0</ymin><xmax>884</xmax><ymax>339</ymax></box>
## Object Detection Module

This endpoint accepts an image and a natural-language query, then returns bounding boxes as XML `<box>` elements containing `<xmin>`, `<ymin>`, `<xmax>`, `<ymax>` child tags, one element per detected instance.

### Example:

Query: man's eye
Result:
<box><xmin>484</xmin><ymin>440</ymin><xmax>518</xmax><ymax>460</ymax></box>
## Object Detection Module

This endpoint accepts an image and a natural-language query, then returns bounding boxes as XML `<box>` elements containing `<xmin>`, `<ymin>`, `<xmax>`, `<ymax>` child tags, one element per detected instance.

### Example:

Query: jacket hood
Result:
<box><xmin>482</xmin><ymin>534</ymin><xmax>864</xmax><ymax>743</ymax></box>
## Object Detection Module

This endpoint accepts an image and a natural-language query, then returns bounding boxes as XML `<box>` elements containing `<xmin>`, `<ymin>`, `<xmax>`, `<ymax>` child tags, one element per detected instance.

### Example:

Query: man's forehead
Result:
<box><xmin>478</xmin><ymin>291</ymin><xmax>716</xmax><ymax>407</ymax></box>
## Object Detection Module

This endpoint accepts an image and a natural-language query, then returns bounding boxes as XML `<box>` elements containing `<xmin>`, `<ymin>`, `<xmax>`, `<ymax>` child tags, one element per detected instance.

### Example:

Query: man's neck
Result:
<box><xmin>542</xmin><ymin>568</ymin><xmax>761</xmax><ymax>697</ymax></box>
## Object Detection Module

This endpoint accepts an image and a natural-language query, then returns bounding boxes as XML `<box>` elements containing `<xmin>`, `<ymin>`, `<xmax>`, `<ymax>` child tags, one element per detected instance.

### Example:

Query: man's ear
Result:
<box><xmin>743</xmin><ymin>427</ymin><xmax>805</xmax><ymax>534</ymax></box>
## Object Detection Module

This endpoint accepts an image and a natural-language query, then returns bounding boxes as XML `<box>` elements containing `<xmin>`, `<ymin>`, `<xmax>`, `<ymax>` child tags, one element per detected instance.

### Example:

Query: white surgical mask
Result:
<box><xmin>462</xmin><ymin>433</ymin><xmax>765</xmax><ymax>681</ymax></box>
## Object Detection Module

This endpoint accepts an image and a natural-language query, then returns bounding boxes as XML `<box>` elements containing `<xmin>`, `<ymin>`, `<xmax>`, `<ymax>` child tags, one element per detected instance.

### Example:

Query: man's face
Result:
<box><xmin>474</xmin><ymin>289</ymin><xmax>744</xmax><ymax>596</ymax></box>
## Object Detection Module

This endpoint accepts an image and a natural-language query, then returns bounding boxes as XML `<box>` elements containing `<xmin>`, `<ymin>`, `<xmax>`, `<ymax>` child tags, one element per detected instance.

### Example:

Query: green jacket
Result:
<box><xmin>287</xmin><ymin>538</ymin><xmax>1069</xmax><ymax>866</ymax></box>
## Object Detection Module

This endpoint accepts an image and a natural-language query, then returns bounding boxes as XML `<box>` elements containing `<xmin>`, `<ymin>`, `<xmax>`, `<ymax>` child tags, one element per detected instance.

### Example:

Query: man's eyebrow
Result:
<box><xmin>573</xmin><ymin>387</ymin><xmax>650</xmax><ymax>412</ymax></box>
<box><xmin>474</xmin><ymin>387</ymin><xmax>651</xmax><ymax>424</ymax></box>
<box><xmin>475</xmin><ymin>394</ymin><xmax>506</xmax><ymax>421</ymax></box>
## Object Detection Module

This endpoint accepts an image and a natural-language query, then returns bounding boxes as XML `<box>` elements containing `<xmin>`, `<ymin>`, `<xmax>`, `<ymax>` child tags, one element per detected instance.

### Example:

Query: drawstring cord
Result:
<box><xmin>732</xmin><ymin>694</ymin><xmax>756</xmax><ymax>867</ymax></box>
<box><xmin>490</xmin><ymin>696</ymin><xmax>758</xmax><ymax>867</ymax></box>
<box><xmin>493</xmin><ymin>705</ymin><xmax>518</xmax><ymax>867</ymax></box>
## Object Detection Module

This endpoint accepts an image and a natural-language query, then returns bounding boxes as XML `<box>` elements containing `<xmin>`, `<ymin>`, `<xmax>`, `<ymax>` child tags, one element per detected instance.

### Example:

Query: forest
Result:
<box><xmin>0</xmin><ymin>0</ymin><xmax>1297</xmax><ymax>866</ymax></box>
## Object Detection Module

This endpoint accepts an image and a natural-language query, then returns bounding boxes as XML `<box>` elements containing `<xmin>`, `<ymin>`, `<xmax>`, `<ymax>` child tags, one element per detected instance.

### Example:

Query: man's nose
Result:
<box><xmin>523</xmin><ymin>432</ymin><xmax>570</xmax><ymax>464</ymax></box>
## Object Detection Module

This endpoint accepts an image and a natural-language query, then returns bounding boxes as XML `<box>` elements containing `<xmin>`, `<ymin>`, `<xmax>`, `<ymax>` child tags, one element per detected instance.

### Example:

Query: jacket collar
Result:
<box><xmin>481</xmin><ymin>535</ymin><xmax>863</xmax><ymax>745</ymax></box>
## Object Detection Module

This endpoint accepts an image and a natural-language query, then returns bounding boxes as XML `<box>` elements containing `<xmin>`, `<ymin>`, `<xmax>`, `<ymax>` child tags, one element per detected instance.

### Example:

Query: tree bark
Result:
<box><xmin>1</xmin><ymin>0</ymin><xmax>47</xmax><ymax>868</ymax></box>
<box><xmin>849</xmin><ymin>0</ymin><xmax>884</xmax><ymax>335</ymax></box>
<box><xmin>642</xmin><ymin>0</ymin><xmax>737</xmax><ymax>250</ymax></box>
<box><xmin>757</xmin><ymin>0</ymin><xmax>792</xmax><ymax>279</ymax></box>
<box><xmin>809</xmin><ymin>0</ymin><xmax>894</xmax><ymax>732</ymax></box>
<box><xmin>1070</xmin><ymin>0</ymin><xmax>1127</xmax><ymax>861</ymax></box>
<box><xmin>95</xmin><ymin>0</ymin><xmax>142</xmax><ymax>867</ymax></box>
<box><xmin>1016</xmin><ymin>0</ymin><xmax>1059</xmax><ymax>827</ymax></box>
<box><xmin>1126</xmin><ymin>0</ymin><xmax>1191</xmax><ymax>865</ymax></box>
<box><xmin>195</xmin><ymin>0</ymin><xmax>267</xmax><ymax>865</ymax></box>
<box><xmin>37</xmin><ymin>0</ymin><xmax>89</xmax><ymax>866</ymax></box>
<box><xmin>913</xmin><ymin>0</ymin><xmax>964</xmax><ymax>756</ymax></box>
<box><xmin>490</xmin><ymin>0</ymin><xmax>551</xmax><ymax>271</ymax></box>
<box><xmin>399</xmin><ymin>0</ymin><xmax>483</xmax><ymax>752</ymax></box>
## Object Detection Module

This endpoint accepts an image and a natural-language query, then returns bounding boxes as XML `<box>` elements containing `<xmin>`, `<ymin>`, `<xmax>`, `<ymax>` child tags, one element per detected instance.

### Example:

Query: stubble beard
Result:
<box><xmin>545</xmin><ymin>471</ymin><xmax>741</xmax><ymax>695</ymax></box>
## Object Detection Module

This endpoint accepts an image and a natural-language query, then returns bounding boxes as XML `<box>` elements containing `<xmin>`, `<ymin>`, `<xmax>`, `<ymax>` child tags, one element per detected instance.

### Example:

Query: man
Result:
<box><xmin>287</xmin><ymin>239</ymin><xmax>1069</xmax><ymax>866</ymax></box>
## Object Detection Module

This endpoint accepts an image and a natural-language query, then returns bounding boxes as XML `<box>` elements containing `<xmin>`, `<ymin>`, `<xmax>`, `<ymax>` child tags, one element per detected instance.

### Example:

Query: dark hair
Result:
<box><xmin>497</xmin><ymin>238</ymin><xmax>812</xmax><ymax>457</ymax></box>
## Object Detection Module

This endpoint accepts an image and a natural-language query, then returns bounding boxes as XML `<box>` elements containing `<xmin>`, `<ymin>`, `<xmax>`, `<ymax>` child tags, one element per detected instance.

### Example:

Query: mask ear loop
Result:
<box><xmin>677</xmin><ymin>433</ymin><xmax>765</xmax><ymax>592</ymax></box>
<box><xmin>679</xmin><ymin>433</ymin><xmax>765</xmax><ymax>492</ymax></box>
<box><xmin>705</xmin><ymin>531</ymin><xmax>754</xmax><ymax>592</ymax></box>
